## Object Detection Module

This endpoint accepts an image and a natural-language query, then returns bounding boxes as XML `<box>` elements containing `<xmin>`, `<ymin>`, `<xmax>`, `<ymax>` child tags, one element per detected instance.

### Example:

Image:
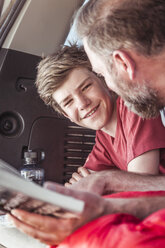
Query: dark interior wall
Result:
<box><xmin>0</xmin><ymin>48</ymin><xmax>62</xmax><ymax>177</ymax></box>
<box><xmin>0</xmin><ymin>48</ymin><xmax>95</xmax><ymax>184</ymax></box>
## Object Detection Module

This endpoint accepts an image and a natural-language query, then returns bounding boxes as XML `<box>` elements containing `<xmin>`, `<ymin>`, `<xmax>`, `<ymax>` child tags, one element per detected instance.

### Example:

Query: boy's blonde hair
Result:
<box><xmin>35</xmin><ymin>44</ymin><xmax>92</xmax><ymax>114</ymax></box>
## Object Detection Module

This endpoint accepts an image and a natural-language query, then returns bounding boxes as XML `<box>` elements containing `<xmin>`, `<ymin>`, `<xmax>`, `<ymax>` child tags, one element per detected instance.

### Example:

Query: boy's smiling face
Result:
<box><xmin>53</xmin><ymin>67</ymin><xmax>114</xmax><ymax>130</ymax></box>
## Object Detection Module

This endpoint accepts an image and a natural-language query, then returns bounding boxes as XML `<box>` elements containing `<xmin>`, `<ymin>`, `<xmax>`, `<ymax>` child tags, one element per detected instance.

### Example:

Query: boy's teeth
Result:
<box><xmin>87</xmin><ymin>107</ymin><xmax>96</xmax><ymax>117</ymax></box>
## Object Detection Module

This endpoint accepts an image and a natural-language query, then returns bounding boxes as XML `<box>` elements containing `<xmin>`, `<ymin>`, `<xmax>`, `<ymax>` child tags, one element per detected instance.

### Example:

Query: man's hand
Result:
<box><xmin>7</xmin><ymin>182</ymin><xmax>107</xmax><ymax>245</ymax></box>
<box><xmin>7</xmin><ymin>182</ymin><xmax>165</xmax><ymax>246</ymax></box>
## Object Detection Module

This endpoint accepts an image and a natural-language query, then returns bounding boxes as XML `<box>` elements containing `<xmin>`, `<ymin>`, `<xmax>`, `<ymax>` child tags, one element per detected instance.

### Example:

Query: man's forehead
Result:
<box><xmin>83</xmin><ymin>38</ymin><xmax>95</xmax><ymax>59</ymax></box>
<box><xmin>83</xmin><ymin>38</ymin><xmax>106</xmax><ymax>67</ymax></box>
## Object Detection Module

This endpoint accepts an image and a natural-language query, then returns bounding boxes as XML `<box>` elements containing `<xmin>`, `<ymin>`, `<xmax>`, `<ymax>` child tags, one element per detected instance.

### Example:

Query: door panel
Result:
<box><xmin>0</xmin><ymin>48</ymin><xmax>58</xmax><ymax>171</ymax></box>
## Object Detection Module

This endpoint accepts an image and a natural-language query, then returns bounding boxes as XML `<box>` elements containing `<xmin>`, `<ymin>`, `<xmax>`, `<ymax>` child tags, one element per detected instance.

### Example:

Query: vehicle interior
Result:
<box><xmin>1</xmin><ymin>1</ymin><xmax>165</xmax><ymax>248</ymax></box>
<box><xmin>0</xmin><ymin>0</ymin><xmax>95</xmax><ymax>247</ymax></box>
<box><xmin>0</xmin><ymin>0</ymin><xmax>95</xmax><ymax>185</ymax></box>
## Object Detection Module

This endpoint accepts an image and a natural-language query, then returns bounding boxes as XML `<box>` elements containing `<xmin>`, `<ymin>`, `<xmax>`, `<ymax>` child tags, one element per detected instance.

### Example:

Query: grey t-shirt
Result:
<box><xmin>160</xmin><ymin>108</ymin><xmax>165</xmax><ymax>127</ymax></box>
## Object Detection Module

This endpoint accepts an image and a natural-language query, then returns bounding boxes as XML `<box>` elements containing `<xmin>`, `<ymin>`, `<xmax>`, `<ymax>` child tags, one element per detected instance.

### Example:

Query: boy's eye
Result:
<box><xmin>64</xmin><ymin>99</ymin><xmax>73</xmax><ymax>107</ymax></box>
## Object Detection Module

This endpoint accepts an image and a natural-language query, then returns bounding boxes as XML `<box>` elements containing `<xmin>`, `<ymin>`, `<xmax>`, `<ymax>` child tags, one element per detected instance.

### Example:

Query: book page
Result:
<box><xmin>0</xmin><ymin>160</ymin><xmax>84</xmax><ymax>215</ymax></box>
<box><xmin>0</xmin><ymin>188</ymin><xmax>75</xmax><ymax>218</ymax></box>
<box><xmin>0</xmin><ymin>159</ymin><xmax>21</xmax><ymax>177</ymax></box>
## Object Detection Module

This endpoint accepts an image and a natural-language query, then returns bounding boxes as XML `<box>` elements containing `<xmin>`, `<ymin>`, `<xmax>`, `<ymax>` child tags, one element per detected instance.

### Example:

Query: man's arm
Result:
<box><xmin>7</xmin><ymin>182</ymin><xmax>165</xmax><ymax>245</ymax></box>
<box><xmin>66</xmin><ymin>169</ymin><xmax>165</xmax><ymax>195</ymax></box>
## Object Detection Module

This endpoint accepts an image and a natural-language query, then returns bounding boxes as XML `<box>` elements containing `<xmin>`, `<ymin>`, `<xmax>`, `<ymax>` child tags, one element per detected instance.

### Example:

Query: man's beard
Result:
<box><xmin>110</xmin><ymin>69</ymin><xmax>164</xmax><ymax>119</ymax></box>
<box><xmin>123</xmin><ymin>86</ymin><xmax>163</xmax><ymax>119</ymax></box>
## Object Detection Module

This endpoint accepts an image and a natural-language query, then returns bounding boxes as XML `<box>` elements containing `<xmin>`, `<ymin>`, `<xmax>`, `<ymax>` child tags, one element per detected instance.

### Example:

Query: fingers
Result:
<box><xmin>64</xmin><ymin>167</ymin><xmax>91</xmax><ymax>187</ymax></box>
<box><xmin>7</xmin><ymin>209</ymin><xmax>79</xmax><ymax>245</ymax></box>
<box><xmin>69</xmin><ymin>167</ymin><xmax>91</xmax><ymax>184</ymax></box>
<box><xmin>43</xmin><ymin>181</ymin><xmax>98</xmax><ymax>207</ymax></box>
<box><xmin>64</xmin><ymin>173</ymin><xmax>82</xmax><ymax>187</ymax></box>
<box><xmin>7</xmin><ymin>212</ymin><xmax>60</xmax><ymax>245</ymax></box>
<box><xmin>64</xmin><ymin>172</ymin><xmax>83</xmax><ymax>187</ymax></box>
<box><xmin>44</xmin><ymin>181</ymin><xmax>74</xmax><ymax>195</ymax></box>
<box><xmin>64</xmin><ymin>182</ymin><xmax>72</xmax><ymax>188</ymax></box>
<box><xmin>78</xmin><ymin>167</ymin><xmax>91</xmax><ymax>177</ymax></box>
<box><xmin>70</xmin><ymin>172</ymin><xmax>82</xmax><ymax>182</ymax></box>
<box><xmin>43</xmin><ymin>181</ymin><xmax>84</xmax><ymax>200</ymax></box>
<box><xmin>10</xmin><ymin>209</ymin><xmax>54</xmax><ymax>230</ymax></box>
<box><xmin>44</xmin><ymin>181</ymin><xmax>57</xmax><ymax>191</ymax></box>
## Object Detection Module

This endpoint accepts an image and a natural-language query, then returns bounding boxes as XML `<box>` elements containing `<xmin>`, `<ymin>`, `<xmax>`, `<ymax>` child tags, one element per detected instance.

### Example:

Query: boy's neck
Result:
<box><xmin>101</xmin><ymin>98</ymin><xmax>117</xmax><ymax>137</ymax></box>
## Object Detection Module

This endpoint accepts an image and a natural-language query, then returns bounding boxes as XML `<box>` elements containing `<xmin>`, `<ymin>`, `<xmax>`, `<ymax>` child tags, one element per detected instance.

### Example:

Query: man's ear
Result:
<box><xmin>112</xmin><ymin>50</ymin><xmax>136</xmax><ymax>80</ymax></box>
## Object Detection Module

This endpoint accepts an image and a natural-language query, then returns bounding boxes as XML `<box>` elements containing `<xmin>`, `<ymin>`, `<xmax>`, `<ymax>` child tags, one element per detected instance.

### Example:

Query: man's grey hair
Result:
<box><xmin>75</xmin><ymin>0</ymin><xmax>165</xmax><ymax>57</ymax></box>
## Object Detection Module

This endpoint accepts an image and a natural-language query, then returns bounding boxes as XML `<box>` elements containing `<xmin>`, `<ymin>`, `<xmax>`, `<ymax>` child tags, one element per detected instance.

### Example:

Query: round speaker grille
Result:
<box><xmin>0</xmin><ymin>111</ymin><xmax>24</xmax><ymax>138</ymax></box>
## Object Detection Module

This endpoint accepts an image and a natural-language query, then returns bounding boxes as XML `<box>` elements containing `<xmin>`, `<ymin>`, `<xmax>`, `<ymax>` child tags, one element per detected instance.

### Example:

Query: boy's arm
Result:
<box><xmin>65</xmin><ymin>149</ymin><xmax>160</xmax><ymax>188</ymax></box>
<box><xmin>127</xmin><ymin>149</ymin><xmax>160</xmax><ymax>175</ymax></box>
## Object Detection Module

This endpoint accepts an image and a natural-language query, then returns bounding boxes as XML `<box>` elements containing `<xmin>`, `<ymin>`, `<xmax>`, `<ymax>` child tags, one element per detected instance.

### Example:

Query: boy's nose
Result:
<box><xmin>76</xmin><ymin>94</ymin><xmax>91</xmax><ymax>110</ymax></box>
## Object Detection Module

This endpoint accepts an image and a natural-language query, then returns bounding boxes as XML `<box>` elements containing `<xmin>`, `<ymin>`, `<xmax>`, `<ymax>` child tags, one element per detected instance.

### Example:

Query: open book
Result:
<box><xmin>0</xmin><ymin>159</ymin><xmax>84</xmax><ymax>218</ymax></box>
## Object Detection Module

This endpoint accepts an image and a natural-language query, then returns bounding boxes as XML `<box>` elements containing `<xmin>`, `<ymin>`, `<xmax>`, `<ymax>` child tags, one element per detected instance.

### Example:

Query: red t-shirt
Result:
<box><xmin>84</xmin><ymin>97</ymin><xmax>165</xmax><ymax>173</ymax></box>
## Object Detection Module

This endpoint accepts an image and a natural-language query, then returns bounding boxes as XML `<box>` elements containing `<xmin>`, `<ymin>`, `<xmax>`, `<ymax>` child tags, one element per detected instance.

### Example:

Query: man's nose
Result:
<box><xmin>76</xmin><ymin>94</ymin><xmax>91</xmax><ymax>110</ymax></box>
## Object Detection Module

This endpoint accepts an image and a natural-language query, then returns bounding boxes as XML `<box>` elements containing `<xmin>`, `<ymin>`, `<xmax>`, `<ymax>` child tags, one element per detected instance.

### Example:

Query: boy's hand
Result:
<box><xmin>65</xmin><ymin>167</ymin><xmax>91</xmax><ymax>187</ymax></box>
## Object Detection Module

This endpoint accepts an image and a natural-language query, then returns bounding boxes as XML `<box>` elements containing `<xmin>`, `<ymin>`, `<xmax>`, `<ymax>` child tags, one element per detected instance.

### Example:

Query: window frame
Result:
<box><xmin>0</xmin><ymin>0</ymin><xmax>26</xmax><ymax>48</ymax></box>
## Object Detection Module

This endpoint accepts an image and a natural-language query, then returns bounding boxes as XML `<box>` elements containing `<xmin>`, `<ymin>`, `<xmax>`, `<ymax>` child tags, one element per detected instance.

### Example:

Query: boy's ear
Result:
<box><xmin>62</xmin><ymin>111</ymin><xmax>73</xmax><ymax>122</ymax></box>
<box><xmin>62</xmin><ymin>111</ymin><xmax>68</xmax><ymax>118</ymax></box>
<box><xmin>112</xmin><ymin>50</ymin><xmax>136</xmax><ymax>80</ymax></box>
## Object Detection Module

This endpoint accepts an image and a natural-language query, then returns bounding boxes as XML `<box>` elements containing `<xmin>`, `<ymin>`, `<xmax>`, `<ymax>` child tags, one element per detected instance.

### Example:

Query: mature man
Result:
<box><xmin>8</xmin><ymin>0</ymin><xmax>165</xmax><ymax>246</ymax></box>
<box><xmin>75</xmin><ymin>0</ymin><xmax>165</xmax><ymax>121</ymax></box>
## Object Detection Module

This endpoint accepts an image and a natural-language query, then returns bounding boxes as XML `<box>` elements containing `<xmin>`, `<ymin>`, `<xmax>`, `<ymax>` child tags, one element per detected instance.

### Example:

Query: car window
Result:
<box><xmin>65</xmin><ymin>0</ymin><xmax>89</xmax><ymax>46</ymax></box>
<box><xmin>0</xmin><ymin>0</ymin><xmax>26</xmax><ymax>47</ymax></box>
<box><xmin>0</xmin><ymin>0</ymin><xmax>17</xmax><ymax>26</ymax></box>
